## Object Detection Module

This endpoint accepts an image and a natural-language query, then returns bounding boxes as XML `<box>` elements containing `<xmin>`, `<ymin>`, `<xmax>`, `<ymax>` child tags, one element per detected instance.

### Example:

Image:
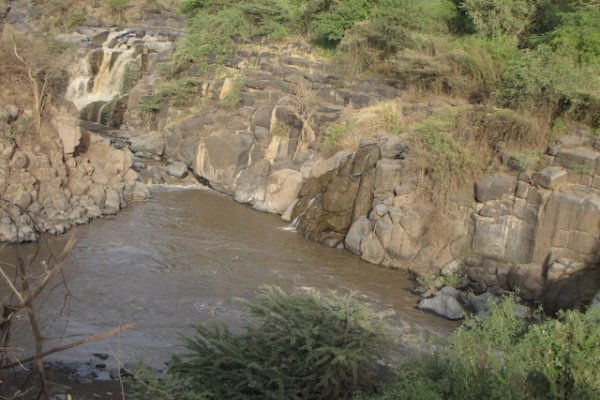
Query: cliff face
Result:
<box><xmin>1</xmin><ymin>2</ymin><xmax>598</xmax><ymax>308</ymax></box>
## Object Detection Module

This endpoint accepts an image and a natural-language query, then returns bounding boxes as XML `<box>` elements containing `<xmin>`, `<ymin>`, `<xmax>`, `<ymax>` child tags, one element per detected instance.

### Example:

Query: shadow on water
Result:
<box><xmin>1</xmin><ymin>186</ymin><xmax>459</xmax><ymax>370</ymax></box>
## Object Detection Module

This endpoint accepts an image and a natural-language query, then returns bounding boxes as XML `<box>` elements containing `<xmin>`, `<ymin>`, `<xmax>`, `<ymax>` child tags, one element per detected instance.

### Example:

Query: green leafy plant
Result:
<box><xmin>440</xmin><ymin>271</ymin><xmax>468</xmax><ymax>289</ymax></box>
<box><xmin>103</xmin><ymin>0</ymin><xmax>132</xmax><ymax>14</ymax></box>
<box><xmin>322</xmin><ymin>122</ymin><xmax>350</xmax><ymax>149</ymax></box>
<box><xmin>368</xmin><ymin>296</ymin><xmax>600</xmax><ymax>400</ymax></box>
<box><xmin>219</xmin><ymin>76</ymin><xmax>245</xmax><ymax>110</ymax></box>
<box><xmin>170</xmin><ymin>285</ymin><xmax>390</xmax><ymax>400</ymax></box>
<box><xmin>158</xmin><ymin>77</ymin><xmax>203</xmax><ymax>107</ymax></box>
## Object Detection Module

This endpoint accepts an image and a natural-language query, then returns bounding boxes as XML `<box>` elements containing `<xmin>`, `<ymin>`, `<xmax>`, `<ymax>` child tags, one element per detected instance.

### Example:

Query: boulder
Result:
<box><xmin>194</xmin><ymin>130</ymin><xmax>254</xmax><ymax>195</ymax></box>
<box><xmin>475</xmin><ymin>174</ymin><xmax>517</xmax><ymax>203</ymax></box>
<box><xmin>533</xmin><ymin>167</ymin><xmax>568</xmax><ymax>190</ymax></box>
<box><xmin>418</xmin><ymin>293</ymin><xmax>464</xmax><ymax>320</ymax></box>
<box><xmin>345</xmin><ymin>217</ymin><xmax>372</xmax><ymax>255</ymax></box>
<box><xmin>130</xmin><ymin>134</ymin><xmax>165</xmax><ymax>156</ymax></box>
<box><xmin>253</xmin><ymin>169</ymin><xmax>304</xmax><ymax>214</ymax></box>
<box><xmin>464</xmin><ymin>292</ymin><xmax>500</xmax><ymax>313</ymax></box>
<box><xmin>166</xmin><ymin>161</ymin><xmax>188</xmax><ymax>178</ymax></box>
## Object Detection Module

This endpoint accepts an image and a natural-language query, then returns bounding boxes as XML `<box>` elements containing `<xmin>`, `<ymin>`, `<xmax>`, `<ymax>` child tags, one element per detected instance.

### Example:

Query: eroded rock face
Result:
<box><xmin>0</xmin><ymin>110</ymin><xmax>150</xmax><ymax>243</ymax></box>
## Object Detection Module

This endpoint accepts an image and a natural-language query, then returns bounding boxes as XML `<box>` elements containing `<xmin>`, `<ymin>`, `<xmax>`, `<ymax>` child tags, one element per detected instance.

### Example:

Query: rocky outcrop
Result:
<box><xmin>0</xmin><ymin>105</ymin><xmax>151</xmax><ymax>243</ymax></box>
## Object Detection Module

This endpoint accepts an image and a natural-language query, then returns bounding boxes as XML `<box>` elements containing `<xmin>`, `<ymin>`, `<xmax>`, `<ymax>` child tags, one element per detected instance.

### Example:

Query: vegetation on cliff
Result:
<box><xmin>171</xmin><ymin>0</ymin><xmax>600</xmax><ymax>127</ymax></box>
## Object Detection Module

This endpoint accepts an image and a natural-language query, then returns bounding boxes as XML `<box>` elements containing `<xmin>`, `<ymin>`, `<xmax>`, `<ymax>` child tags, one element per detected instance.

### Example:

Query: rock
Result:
<box><xmin>130</xmin><ymin>135</ymin><xmax>164</xmax><ymax>156</ymax></box>
<box><xmin>194</xmin><ymin>130</ymin><xmax>254</xmax><ymax>195</ymax></box>
<box><xmin>554</xmin><ymin>147</ymin><xmax>599</xmax><ymax>170</ymax></box>
<box><xmin>464</xmin><ymin>292</ymin><xmax>500</xmax><ymax>313</ymax></box>
<box><xmin>103</xmin><ymin>188</ymin><xmax>121</xmax><ymax>214</ymax></box>
<box><xmin>533</xmin><ymin>167</ymin><xmax>568</xmax><ymax>190</ymax></box>
<box><xmin>360</xmin><ymin>232</ymin><xmax>385</xmax><ymax>264</ymax></box>
<box><xmin>166</xmin><ymin>161</ymin><xmax>188</xmax><ymax>178</ymax></box>
<box><xmin>475</xmin><ymin>173</ymin><xmax>517</xmax><ymax>203</ymax></box>
<box><xmin>439</xmin><ymin>286</ymin><xmax>460</xmax><ymax>299</ymax></box>
<box><xmin>418</xmin><ymin>294</ymin><xmax>464</xmax><ymax>320</ymax></box>
<box><xmin>543</xmin><ymin>269</ymin><xmax>600</xmax><ymax>314</ymax></box>
<box><xmin>132</xmin><ymin>181</ymin><xmax>151</xmax><ymax>201</ymax></box>
<box><xmin>253</xmin><ymin>169</ymin><xmax>304</xmax><ymax>214</ymax></box>
<box><xmin>345</xmin><ymin>217</ymin><xmax>371</xmax><ymax>255</ymax></box>
<box><xmin>51</xmin><ymin>115</ymin><xmax>81</xmax><ymax>154</ymax></box>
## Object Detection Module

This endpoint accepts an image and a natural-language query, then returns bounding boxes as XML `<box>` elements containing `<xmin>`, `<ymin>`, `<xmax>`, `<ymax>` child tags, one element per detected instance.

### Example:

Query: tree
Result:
<box><xmin>0</xmin><ymin>31</ymin><xmax>71</xmax><ymax>135</ymax></box>
<box><xmin>169</xmin><ymin>286</ymin><xmax>391</xmax><ymax>400</ymax></box>
<box><xmin>459</xmin><ymin>0</ymin><xmax>541</xmax><ymax>38</ymax></box>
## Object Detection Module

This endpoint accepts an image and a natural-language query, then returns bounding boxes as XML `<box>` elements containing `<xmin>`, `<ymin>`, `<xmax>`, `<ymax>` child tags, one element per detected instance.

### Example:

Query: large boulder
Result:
<box><xmin>253</xmin><ymin>169</ymin><xmax>304</xmax><ymax>214</ymax></box>
<box><xmin>475</xmin><ymin>173</ymin><xmax>517</xmax><ymax>203</ymax></box>
<box><xmin>194</xmin><ymin>130</ymin><xmax>254</xmax><ymax>195</ymax></box>
<box><xmin>418</xmin><ymin>293</ymin><xmax>464</xmax><ymax>320</ymax></box>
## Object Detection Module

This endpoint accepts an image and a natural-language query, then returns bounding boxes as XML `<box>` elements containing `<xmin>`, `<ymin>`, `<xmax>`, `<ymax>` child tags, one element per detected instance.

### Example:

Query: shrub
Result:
<box><xmin>369</xmin><ymin>296</ymin><xmax>600</xmax><ymax>400</ymax></box>
<box><xmin>219</xmin><ymin>76</ymin><xmax>245</xmax><ymax>110</ymax></box>
<box><xmin>103</xmin><ymin>0</ymin><xmax>132</xmax><ymax>14</ymax></box>
<box><xmin>321</xmin><ymin>122</ymin><xmax>350</xmax><ymax>149</ymax></box>
<box><xmin>158</xmin><ymin>77</ymin><xmax>203</xmax><ymax>107</ymax></box>
<box><xmin>440</xmin><ymin>271</ymin><xmax>468</xmax><ymax>288</ymax></box>
<box><xmin>414</xmin><ymin>107</ymin><xmax>478</xmax><ymax>200</ymax></box>
<box><xmin>170</xmin><ymin>286</ymin><xmax>390</xmax><ymax>400</ymax></box>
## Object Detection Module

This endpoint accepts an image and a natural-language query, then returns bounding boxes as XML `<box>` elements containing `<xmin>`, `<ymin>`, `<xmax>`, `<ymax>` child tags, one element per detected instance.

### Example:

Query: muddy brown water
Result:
<box><xmin>2</xmin><ymin>186</ymin><xmax>457</xmax><ymax>374</ymax></box>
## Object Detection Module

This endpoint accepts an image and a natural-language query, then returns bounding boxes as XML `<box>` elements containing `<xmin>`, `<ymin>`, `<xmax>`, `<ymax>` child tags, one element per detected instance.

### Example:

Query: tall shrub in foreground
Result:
<box><xmin>170</xmin><ymin>285</ymin><xmax>391</xmax><ymax>400</ymax></box>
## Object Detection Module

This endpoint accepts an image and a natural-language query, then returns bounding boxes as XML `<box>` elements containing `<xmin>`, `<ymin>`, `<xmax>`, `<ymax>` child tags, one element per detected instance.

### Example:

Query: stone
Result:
<box><xmin>418</xmin><ymin>294</ymin><xmax>464</xmax><ymax>320</ymax></box>
<box><xmin>253</xmin><ymin>169</ymin><xmax>304</xmax><ymax>214</ymax></box>
<box><xmin>546</xmin><ymin>262</ymin><xmax>566</xmax><ymax>281</ymax></box>
<box><xmin>439</xmin><ymin>286</ymin><xmax>460</xmax><ymax>299</ymax></box>
<box><xmin>345</xmin><ymin>217</ymin><xmax>372</xmax><ymax>255</ymax></box>
<box><xmin>132</xmin><ymin>182</ymin><xmax>151</xmax><ymax>201</ymax></box>
<box><xmin>166</xmin><ymin>161</ymin><xmax>188</xmax><ymax>178</ymax></box>
<box><xmin>554</xmin><ymin>147</ymin><xmax>599</xmax><ymax>170</ymax></box>
<box><xmin>103</xmin><ymin>188</ymin><xmax>121</xmax><ymax>214</ymax></box>
<box><xmin>464</xmin><ymin>292</ymin><xmax>500</xmax><ymax>313</ymax></box>
<box><xmin>130</xmin><ymin>135</ymin><xmax>164</xmax><ymax>156</ymax></box>
<box><xmin>194</xmin><ymin>131</ymin><xmax>254</xmax><ymax>195</ymax></box>
<box><xmin>475</xmin><ymin>173</ymin><xmax>517</xmax><ymax>203</ymax></box>
<box><xmin>360</xmin><ymin>232</ymin><xmax>385</xmax><ymax>264</ymax></box>
<box><xmin>533</xmin><ymin>167</ymin><xmax>568</xmax><ymax>190</ymax></box>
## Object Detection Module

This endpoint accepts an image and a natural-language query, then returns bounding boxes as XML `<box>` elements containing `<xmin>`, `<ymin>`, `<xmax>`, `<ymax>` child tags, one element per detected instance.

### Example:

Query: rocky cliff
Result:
<box><xmin>1</xmin><ymin>5</ymin><xmax>598</xmax><ymax>310</ymax></box>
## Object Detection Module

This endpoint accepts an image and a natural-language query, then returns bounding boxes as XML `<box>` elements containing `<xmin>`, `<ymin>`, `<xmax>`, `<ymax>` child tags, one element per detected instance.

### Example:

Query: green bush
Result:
<box><xmin>321</xmin><ymin>122</ymin><xmax>350</xmax><ymax>149</ymax></box>
<box><xmin>415</xmin><ymin>107</ymin><xmax>477</xmax><ymax>196</ymax></box>
<box><xmin>103</xmin><ymin>0</ymin><xmax>132</xmax><ymax>14</ymax></box>
<box><xmin>170</xmin><ymin>285</ymin><xmax>390</xmax><ymax>400</ymax></box>
<box><xmin>496</xmin><ymin>45</ymin><xmax>600</xmax><ymax>123</ymax></box>
<box><xmin>158</xmin><ymin>77</ymin><xmax>203</xmax><ymax>107</ymax></box>
<box><xmin>369</xmin><ymin>296</ymin><xmax>600</xmax><ymax>400</ymax></box>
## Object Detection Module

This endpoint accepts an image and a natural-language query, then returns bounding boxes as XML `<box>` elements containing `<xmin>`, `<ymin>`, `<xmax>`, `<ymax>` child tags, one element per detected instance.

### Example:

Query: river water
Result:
<box><xmin>3</xmin><ymin>186</ymin><xmax>457</xmax><ymax>371</ymax></box>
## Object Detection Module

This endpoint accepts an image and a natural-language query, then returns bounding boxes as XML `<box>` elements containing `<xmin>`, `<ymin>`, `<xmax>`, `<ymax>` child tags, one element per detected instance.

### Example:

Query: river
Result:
<box><xmin>2</xmin><ymin>185</ymin><xmax>457</xmax><ymax>372</ymax></box>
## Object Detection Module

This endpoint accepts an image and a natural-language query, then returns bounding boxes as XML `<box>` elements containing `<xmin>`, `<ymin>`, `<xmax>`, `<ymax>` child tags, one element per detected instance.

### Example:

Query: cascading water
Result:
<box><xmin>64</xmin><ymin>30</ymin><xmax>142</xmax><ymax>126</ymax></box>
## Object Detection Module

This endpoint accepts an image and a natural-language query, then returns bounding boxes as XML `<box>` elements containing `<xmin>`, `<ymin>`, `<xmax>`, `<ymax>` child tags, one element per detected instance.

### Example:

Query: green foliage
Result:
<box><xmin>510</xmin><ymin>149</ymin><xmax>541</xmax><ymax>172</ymax></box>
<box><xmin>174</xmin><ymin>0</ymin><xmax>295</xmax><ymax>73</ymax></box>
<box><xmin>170</xmin><ymin>286</ymin><xmax>390</xmax><ymax>400</ymax></box>
<box><xmin>496</xmin><ymin>45</ymin><xmax>600</xmax><ymax>122</ymax></box>
<box><xmin>309</xmin><ymin>0</ymin><xmax>375</xmax><ymax>46</ymax></box>
<box><xmin>369</xmin><ymin>297</ymin><xmax>600</xmax><ymax>400</ymax></box>
<box><xmin>322</xmin><ymin>122</ymin><xmax>350</xmax><ymax>149</ymax></box>
<box><xmin>64</xmin><ymin>7</ymin><xmax>88</xmax><ymax>31</ymax></box>
<box><xmin>415</xmin><ymin>107</ymin><xmax>477</xmax><ymax>196</ymax></box>
<box><xmin>379</xmin><ymin>103</ymin><xmax>402</xmax><ymax>135</ymax></box>
<box><xmin>158</xmin><ymin>77</ymin><xmax>203</xmax><ymax>107</ymax></box>
<box><xmin>103</xmin><ymin>0</ymin><xmax>132</xmax><ymax>13</ymax></box>
<box><xmin>440</xmin><ymin>271</ymin><xmax>468</xmax><ymax>289</ymax></box>
<box><xmin>219</xmin><ymin>76</ymin><xmax>245</xmax><ymax>110</ymax></box>
<box><xmin>458</xmin><ymin>0</ymin><xmax>536</xmax><ymax>38</ymax></box>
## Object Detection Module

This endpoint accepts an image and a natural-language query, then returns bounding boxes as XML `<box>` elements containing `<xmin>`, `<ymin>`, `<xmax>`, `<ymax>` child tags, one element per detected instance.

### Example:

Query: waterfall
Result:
<box><xmin>289</xmin><ymin>193</ymin><xmax>321</xmax><ymax>230</ymax></box>
<box><xmin>64</xmin><ymin>30</ymin><xmax>141</xmax><ymax>124</ymax></box>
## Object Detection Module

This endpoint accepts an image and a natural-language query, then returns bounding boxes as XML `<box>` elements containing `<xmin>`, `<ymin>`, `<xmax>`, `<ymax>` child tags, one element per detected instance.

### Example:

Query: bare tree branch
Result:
<box><xmin>0</xmin><ymin>324</ymin><xmax>135</xmax><ymax>370</ymax></box>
